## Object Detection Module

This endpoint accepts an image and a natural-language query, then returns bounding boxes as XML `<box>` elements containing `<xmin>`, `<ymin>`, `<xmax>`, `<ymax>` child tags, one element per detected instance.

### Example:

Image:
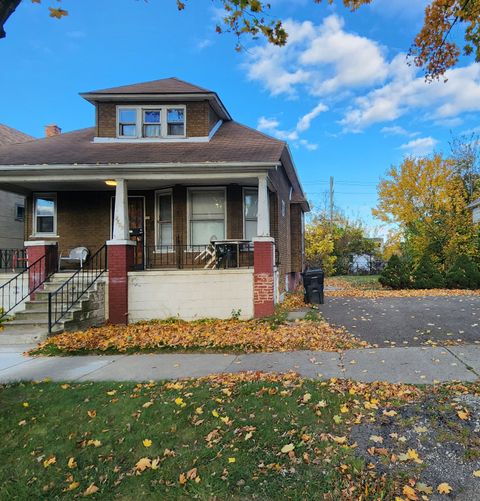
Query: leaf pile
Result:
<box><xmin>325</xmin><ymin>277</ymin><xmax>480</xmax><ymax>298</ymax></box>
<box><xmin>30</xmin><ymin>318</ymin><xmax>366</xmax><ymax>355</ymax></box>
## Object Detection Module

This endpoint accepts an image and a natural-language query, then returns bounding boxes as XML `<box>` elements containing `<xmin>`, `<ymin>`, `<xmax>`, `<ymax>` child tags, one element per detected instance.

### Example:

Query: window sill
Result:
<box><xmin>29</xmin><ymin>234</ymin><xmax>59</xmax><ymax>238</ymax></box>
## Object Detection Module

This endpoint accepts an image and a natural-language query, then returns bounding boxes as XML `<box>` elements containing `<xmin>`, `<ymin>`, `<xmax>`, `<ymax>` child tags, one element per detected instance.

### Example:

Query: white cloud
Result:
<box><xmin>245</xmin><ymin>16</ymin><xmax>388</xmax><ymax>97</ymax></box>
<box><xmin>196</xmin><ymin>39</ymin><xmax>213</xmax><ymax>50</ymax></box>
<box><xmin>341</xmin><ymin>58</ymin><xmax>480</xmax><ymax>131</ymax></box>
<box><xmin>399</xmin><ymin>137</ymin><xmax>438</xmax><ymax>156</ymax></box>
<box><xmin>257</xmin><ymin>102</ymin><xmax>328</xmax><ymax>149</ymax></box>
<box><xmin>381</xmin><ymin>125</ymin><xmax>419</xmax><ymax>137</ymax></box>
<box><xmin>296</xmin><ymin>103</ymin><xmax>328</xmax><ymax>132</ymax></box>
<box><xmin>245</xmin><ymin>14</ymin><xmax>480</xmax><ymax>134</ymax></box>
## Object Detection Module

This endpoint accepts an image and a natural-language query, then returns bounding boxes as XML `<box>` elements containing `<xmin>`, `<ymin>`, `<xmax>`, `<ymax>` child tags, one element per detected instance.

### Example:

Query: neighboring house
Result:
<box><xmin>0</xmin><ymin>124</ymin><xmax>34</xmax><ymax>249</ymax></box>
<box><xmin>0</xmin><ymin>77</ymin><xmax>309</xmax><ymax>326</ymax></box>
<box><xmin>468</xmin><ymin>198</ymin><xmax>480</xmax><ymax>224</ymax></box>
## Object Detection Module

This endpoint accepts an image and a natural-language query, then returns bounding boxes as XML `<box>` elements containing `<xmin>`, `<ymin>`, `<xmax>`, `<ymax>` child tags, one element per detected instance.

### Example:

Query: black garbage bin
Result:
<box><xmin>302</xmin><ymin>268</ymin><xmax>324</xmax><ymax>304</ymax></box>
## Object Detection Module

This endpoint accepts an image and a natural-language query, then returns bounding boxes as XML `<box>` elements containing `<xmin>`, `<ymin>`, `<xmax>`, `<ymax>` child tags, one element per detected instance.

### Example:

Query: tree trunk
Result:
<box><xmin>0</xmin><ymin>0</ymin><xmax>22</xmax><ymax>39</ymax></box>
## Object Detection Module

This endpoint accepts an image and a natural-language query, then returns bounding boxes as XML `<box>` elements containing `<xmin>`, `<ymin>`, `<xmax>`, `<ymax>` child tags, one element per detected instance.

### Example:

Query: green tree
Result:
<box><xmin>445</xmin><ymin>254</ymin><xmax>480</xmax><ymax>289</ymax></box>
<box><xmin>411</xmin><ymin>254</ymin><xmax>445</xmax><ymax>289</ymax></box>
<box><xmin>379</xmin><ymin>255</ymin><xmax>410</xmax><ymax>289</ymax></box>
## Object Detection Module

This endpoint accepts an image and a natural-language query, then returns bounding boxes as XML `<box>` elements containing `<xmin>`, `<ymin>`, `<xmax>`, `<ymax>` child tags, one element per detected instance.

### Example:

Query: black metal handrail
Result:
<box><xmin>48</xmin><ymin>245</ymin><xmax>107</xmax><ymax>333</ymax></box>
<box><xmin>0</xmin><ymin>248</ymin><xmax>27</xmax><ymax>273</ymax></box>
<box><xmin>143</xmin><ymin>242</ymin><xmax>254</xmax><ymax>270</ymax></box>
<box><xmin>0</xmin><ymin>252</ymin><xmax>56</xmax><ymax>319</ymax></box>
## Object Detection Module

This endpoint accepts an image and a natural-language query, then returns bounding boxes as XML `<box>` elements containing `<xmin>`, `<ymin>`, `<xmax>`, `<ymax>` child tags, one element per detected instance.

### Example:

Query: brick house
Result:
<box><xmin>0</xmin><ymin>78</ymin><xmax>308</xmax><ymax>331</ymax></box>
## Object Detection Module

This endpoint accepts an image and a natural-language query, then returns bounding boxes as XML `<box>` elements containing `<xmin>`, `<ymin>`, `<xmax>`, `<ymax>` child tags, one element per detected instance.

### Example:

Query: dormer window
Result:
<box><xmin>118</xmin><ymin>108</ymin><xmax>137</xmax><ymax>137</ymax></box>
<box><xmin>116</xmin><ymin>105</ymin><xmax>186</xmax><ymax>139</ymax></box>
<box><xmin>167</xmin><ymin>108</ymin><xmax>185</xmax><ymax>136</ymax></box>
<box><xmin>143</xmin><ymin>110</ymin><xmax>161</xmax><ymax>137</ymax></box>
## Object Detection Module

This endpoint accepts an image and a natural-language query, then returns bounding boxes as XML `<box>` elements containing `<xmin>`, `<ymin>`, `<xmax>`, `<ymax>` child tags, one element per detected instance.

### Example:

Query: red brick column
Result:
<box><xmin>24</xmin><ymin>241</ymin><xmax>58</xmax><ymax>297</ymax></box>
<box><xmin>107</xmin><ymin>241</ymin><xmax>135</xmax><ymax>325</ymax></box>
<box><xmin>253</xmin><ymin>237</ymin><xmax>275</xmax><ymax>317</ymax></box>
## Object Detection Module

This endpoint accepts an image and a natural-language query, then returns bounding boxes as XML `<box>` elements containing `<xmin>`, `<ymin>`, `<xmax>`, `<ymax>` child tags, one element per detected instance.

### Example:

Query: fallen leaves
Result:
<box><xmin>31</xmin><ymin>318</ymin><xmax>365</xmax><ymax>355</ymax></box>
<box><xmin>281</xmin><ymin>443</ymin><xmax>295</xmax><ymax>454</ymax></box>
<box><xmin>325</xmin><ymin>277</ymin><xmax>480</xmax><ymax>299</ymax></box>
<box><xmin>43</xmin><ymin>456</ymin><xmax>56</xmax><ymax>468</ymax></box>
<box><xmin>437</xmin><ymin>482</ymin><xmax>453</xmax><ymax>494</ymax></box>
<box><xmin>84</xmin><ymin>483</ymin><xmax>99</xmax><ymax>496</ymax></box>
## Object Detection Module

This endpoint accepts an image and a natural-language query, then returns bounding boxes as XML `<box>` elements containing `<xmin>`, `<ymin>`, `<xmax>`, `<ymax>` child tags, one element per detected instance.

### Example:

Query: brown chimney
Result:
<box><xmin>45</xmin><ymin>124</ymin><xmax>61</xmax><ymax>137</ymax></box>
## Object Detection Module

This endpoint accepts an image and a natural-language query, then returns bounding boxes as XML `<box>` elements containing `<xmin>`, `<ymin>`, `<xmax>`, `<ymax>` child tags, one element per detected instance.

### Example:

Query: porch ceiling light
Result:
<box><xmin>105</xmin><ymin>180</ymin><xmax>117</xmax><ymax>187</ymax></box>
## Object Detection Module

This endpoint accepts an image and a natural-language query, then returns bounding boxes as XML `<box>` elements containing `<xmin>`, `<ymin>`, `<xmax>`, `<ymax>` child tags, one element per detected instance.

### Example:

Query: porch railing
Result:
<box><xmin>0</xmin><ymin>248</ymin><xmax>27</xmax><ymax>273</ymax></box>
<box><xmin>47</xmin><ymin>245</ymin><xmax>107</xmax><ymax>333</ymax></box>
<box><xmin>0</xmin><ymin>252</ymin><xmax>57</xmax><ymax>320</ymax></box>
<box><xmin>143</xmin><ymin>242</ymin><xmax>254</xmax><ymax>270</ymax></box>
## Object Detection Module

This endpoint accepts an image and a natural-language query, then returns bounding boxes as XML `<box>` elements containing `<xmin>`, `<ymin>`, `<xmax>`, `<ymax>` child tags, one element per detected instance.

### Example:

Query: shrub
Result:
<box><xmin>445</xmin><ymin>255</ymin><xmax>480</xmax><ymax>289</ymax></box>
<box><xmin>379</xmin><ymin>255</ymin><xmax>410</xmax><ymax>289</ymax></box>
<box><xmin>411</xmin><ymin>254</ymin><xmax>445</xmax><ymax>289</ymax></box>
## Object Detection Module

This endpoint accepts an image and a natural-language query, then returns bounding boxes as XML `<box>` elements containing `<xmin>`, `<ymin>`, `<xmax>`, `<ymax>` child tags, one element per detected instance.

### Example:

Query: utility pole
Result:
<box><xmin>329</xmin><ymin>176</ymin><xmax>334</xmax><ymax>223</ymax></box>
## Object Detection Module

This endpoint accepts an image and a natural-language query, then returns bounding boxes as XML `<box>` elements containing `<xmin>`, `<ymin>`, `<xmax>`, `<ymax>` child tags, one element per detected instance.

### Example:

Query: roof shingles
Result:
<box><xmin>82</xmin><ymin>77</ymin><xmax>213</xmax><ymax>95</ymax></box>
<box><xmin>0</xmin><ymin>121</ymin><xmax>285</xmax><ymax>165</ymax></box>
<box><xmin>0</xmin><ymin>124</ymin><xmax>34</xmax><ymax>146</ymax></box>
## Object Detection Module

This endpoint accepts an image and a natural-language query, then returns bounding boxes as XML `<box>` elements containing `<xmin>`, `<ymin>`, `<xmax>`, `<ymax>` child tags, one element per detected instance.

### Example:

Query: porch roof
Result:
<box><xmin>0</xmin><ymin>121</ymin><xmax>284</xmax><ymax>166</ymax></box>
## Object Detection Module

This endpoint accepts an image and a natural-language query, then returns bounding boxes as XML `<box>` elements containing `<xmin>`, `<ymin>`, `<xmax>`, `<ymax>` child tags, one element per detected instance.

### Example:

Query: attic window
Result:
<box><xmin>118</xmin><ymin>108</ymin><xmax>137</xmax><ymax>137</ymax></box>
<box><xmin>167</xmin><ymin>108</ymin><xmax>185</xmax><ymax>136</ymax></box>
<box><xmin>116</xmin><ymin>106</ymin><xmax>186</xmax><ymax>139</ymax></box>
<box><xmin>143</xmin><ymin>110</ymin><xmax>161</xmax><ymax>137</ymax></box>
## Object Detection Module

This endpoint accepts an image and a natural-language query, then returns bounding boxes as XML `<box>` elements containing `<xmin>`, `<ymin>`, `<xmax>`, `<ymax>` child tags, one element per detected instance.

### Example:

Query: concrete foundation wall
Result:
<box><xmin>0</xmin><ymin>273</ymin><xmax>29</xmax><ymax>315</ymax></box>
<box><xmin>128</xmin><ymin>269</ymin><xmax>254</xmax><ymax>322</ymax></box>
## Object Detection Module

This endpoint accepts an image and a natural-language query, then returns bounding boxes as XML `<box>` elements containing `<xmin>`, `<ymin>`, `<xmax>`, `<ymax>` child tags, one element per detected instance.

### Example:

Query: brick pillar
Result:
<box><xmin>107</xmin><ymin>240</ymin><xmax>135</xmax><ymax>325</ymax></box>
<box><xmin>253</xmin><ymin>237</ymin><xmax>275</xmax><ymax>317</ymax></box>
<box><xmin>24</xmin><ymin>241</ymin><xmax>58</xmax><ymax>296</ymax></box>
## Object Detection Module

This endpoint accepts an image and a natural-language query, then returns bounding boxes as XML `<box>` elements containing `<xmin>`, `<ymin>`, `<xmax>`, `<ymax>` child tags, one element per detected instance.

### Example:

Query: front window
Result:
<box><xmin>189</xmin><ymin>189</ymin><xmax>225</xmax><ymax>245</ymax></box>
<box><xmin>34</xmin><ymin>194</ymin><xmax>56</xmax><ymax>235</ymax></box>
<box><xmin>156</xmin><ymin>191</ymin><xmax>173</xmax><ymax>247</ymax></box>
<box><xmin>244</xmin><ymin>188</ymin><xmax>258</xmax><ymax>241</ymax></box>
<box><xmin>118</xmin><ymin>108</ymin><xmax>137</xmax><ymax>137</ymax></box>
<box><xmin>143</xmin><ymin>110</ymin><xmax>161</xmax><ymax>137</ymax></box>
<box><xmin>167</xmin><ymin>108</ymin><xmax>185</xmax><ymax>136</ymax></box>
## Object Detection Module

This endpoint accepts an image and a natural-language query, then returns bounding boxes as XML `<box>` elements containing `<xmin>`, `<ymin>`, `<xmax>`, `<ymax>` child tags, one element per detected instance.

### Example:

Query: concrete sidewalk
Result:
<box><xmin>0</xmin><ymin>344</ymin><xmax>479</xmax><ymax>384</ymax></box>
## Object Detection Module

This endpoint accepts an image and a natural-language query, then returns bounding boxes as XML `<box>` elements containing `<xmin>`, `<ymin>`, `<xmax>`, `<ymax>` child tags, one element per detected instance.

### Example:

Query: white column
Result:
<box><xmin>112</xmin><ymin>179</ymin><xmax>130</xmax><ymax>241</ymax></box>
<box><xmin>257</xmin><ymin>174</ymin><xmax>270</xmax><ymax>237</ymax></box>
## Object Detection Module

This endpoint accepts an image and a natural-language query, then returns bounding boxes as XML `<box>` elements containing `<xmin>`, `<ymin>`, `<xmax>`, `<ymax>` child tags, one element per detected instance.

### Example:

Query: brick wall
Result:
<box><xmin>107</xmin><ymin>244</ymin><xmax>134</xmax><ymax>324</ymax></box>
<box><xmin>268</xmin><ymin>165</ymin><xmax>292</xmax><ymax>293</ymax></box>
<box><xmin>95</xmin><ymin>101</ymin><xmax>215</xmax><ymax>138</ymax></box>
<box><xmin>253</xmin><ymin>240</ymin><xmax>275</xmax><ymax>317</ymax></box>
<box><xmin>290</xmin><ymin>203</ymin><xmax>304</xmax><ymax>273</ymax></box>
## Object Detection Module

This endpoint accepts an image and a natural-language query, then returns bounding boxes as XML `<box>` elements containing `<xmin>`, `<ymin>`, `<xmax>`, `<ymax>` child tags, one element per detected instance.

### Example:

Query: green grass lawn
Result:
<box><xmin>0</xmin><ymin>375</ymin><xmax>400</xmax><ymax>500</ymax></box>
<box><xmin>333</xmin><ymin>275</ymin><xmax>382</xmax><ymax>289</ymax></box>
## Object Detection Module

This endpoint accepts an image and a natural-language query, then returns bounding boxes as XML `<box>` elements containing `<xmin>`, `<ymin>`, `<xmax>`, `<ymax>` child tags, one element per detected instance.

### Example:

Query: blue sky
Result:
<box><xmin>1</xmin><ymin>0</ymin><xmax>479</xmax><ymax>236</ymax></box>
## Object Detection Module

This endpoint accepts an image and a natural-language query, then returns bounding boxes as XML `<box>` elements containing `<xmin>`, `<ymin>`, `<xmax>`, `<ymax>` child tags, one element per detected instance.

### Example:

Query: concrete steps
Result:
<box><xmin>0</xmin><ymin>273</ymin><xmax>106</xmax><ymax>345</ymax></box>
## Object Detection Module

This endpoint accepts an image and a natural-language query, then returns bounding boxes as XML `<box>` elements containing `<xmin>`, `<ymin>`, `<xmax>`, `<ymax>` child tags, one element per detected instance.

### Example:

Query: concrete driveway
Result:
<box><xmin>319</xmin><ymin>295</ymin><xmax>480</xmax><ymax>347</ymax></box>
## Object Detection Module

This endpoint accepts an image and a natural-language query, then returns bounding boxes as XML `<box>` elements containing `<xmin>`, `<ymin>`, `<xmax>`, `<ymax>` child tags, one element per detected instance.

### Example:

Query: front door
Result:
<box><xmin>111</xmin><ymin>196</ymin><xmax>145</xmax><ymax>270</ymax></box>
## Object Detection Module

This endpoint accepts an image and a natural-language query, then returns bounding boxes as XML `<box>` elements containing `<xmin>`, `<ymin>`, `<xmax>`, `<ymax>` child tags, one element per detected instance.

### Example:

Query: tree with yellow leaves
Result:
<box><xmin>305</xmin><ymin>220</ymin><xmax>336</xmax><ymax>275</ymax></box>
<box><xmin>374</xmin><ymin>154</ymin><xmax>479</xmax><ymax>268</ymax></box>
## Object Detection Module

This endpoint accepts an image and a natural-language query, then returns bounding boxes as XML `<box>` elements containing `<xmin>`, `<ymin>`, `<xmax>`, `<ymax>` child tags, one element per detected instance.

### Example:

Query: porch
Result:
<box><xmin>0</xmin><ymin>167</ymin><xmax>278</xmax><ymax>327</ymax></box>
